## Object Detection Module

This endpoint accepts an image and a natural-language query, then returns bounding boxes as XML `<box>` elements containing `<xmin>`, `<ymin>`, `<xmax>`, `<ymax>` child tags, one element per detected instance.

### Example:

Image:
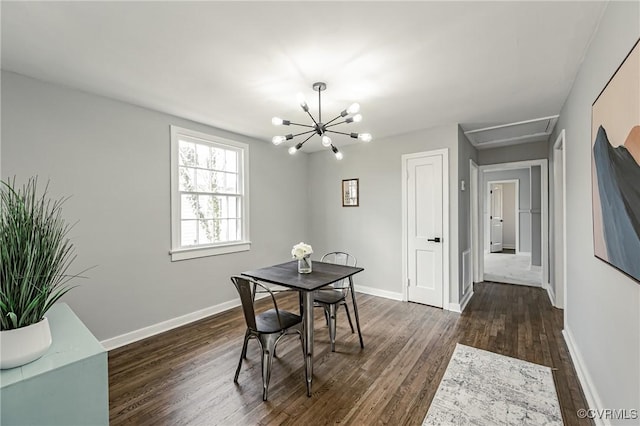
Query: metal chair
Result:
<box><xmin>314</xmin><ymin>252</ymin><xmax>361</xmax><ymax>352</ymax></box>
<box><xmin>231</xmin><ymin>275</ymin><xmax>304</xmax><ymax>401</ymax></box>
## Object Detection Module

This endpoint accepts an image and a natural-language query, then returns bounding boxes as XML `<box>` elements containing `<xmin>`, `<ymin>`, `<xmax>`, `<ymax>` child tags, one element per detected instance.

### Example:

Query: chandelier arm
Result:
<box><xmin>324</xmin><ymin>120</ymin><xmax>350</xmax><ymax>128</ymax></box>
<box><xmin>304</xmin><ymin>109</ymin><xmax>320</xmax><ymax>127</ymax></box>
<box><xmin>323</xmin><ymin>114</ymin><xmax>344</xmax><ymax>126</ymax></box>
<box><xmin>288</xmin><ymin>122</ymin><xmax>315</xmax><ymax>128</ymax></box>
<box><xmin>324</xmin><ymin>130</ymin><xmax>352</xmax><ymax>136</ymax></box>
<box><xmin>295</xmin><ymin>133</ymin><xmax>316</xmax><ymax>148</ymax></box>
<box><xmin>292</xmin><ymin>130</ymin><xmax>317</xmax><ymax>138</ymax></box>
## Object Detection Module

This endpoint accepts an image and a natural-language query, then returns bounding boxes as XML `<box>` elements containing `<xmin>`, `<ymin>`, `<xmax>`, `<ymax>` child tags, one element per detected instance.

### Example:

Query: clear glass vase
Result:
<box><xmin>298</xmin><ymin>256</ymin><xmax>312</xmax><ymax>274</ymax></box>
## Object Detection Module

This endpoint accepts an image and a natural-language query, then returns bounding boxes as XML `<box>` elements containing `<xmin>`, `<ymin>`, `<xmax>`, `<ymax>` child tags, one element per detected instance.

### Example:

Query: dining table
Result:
<box><xmin>241</xmin><ymin>260</ymin><xmax>364</xmax><ymax>396</ymax></box>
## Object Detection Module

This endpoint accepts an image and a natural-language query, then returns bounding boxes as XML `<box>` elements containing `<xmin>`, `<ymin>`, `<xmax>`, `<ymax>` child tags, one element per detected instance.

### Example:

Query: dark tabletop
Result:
<box><xmin>241</xmin><ymin>260</ymin><xmax>364</xmax><ymax>291</ymax></box>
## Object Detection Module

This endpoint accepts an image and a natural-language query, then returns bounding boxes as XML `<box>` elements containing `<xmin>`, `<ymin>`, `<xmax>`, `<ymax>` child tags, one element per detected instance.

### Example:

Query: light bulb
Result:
<box><xmin>272</xmin><ymin>136</ymin><xmax>285</xmax><ymax>145</ymax></box>
<box><xmin>272</xmin><ymin>117</ymin><xmax>283</xmax><ymax>126</ymax></box>
<box><xmin>288</xmin><ymin>146</ymin><xmax>298</xmax><ymax>155</ymax></box>
<box><xmin>347</xmin><ymin>103</ymin><xmax>360</xmax><ymax>114</ymax></box>
<box><xmin>322</xmin><ymin>136</ymin><xmax>332</xmax><ymax>147</ymax></box>
<box><xmin>335</xmin><ymin>151</ymin><xmax>344</xmax><ymax>160</ymax></box>
<box><xmin>359</xmin><ymin>133</ymin><xmax>372</xmax><ymax>143</ymax></box>
<box><xmin>352</xmin><ymin>114</ymin><xmax>363</xmax><ymax>123</ymax></box>
<box><xmin>297</xmin><ymin>92</ymin><xmax>308</xmax><ymax>110</ymax></box>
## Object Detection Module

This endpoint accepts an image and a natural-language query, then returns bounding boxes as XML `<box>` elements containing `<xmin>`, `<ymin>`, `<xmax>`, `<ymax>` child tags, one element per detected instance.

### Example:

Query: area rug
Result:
<box><xmin>423</xmin><ymin>344</ymin><xmax>562</xmax><ymax>425</ymax></box>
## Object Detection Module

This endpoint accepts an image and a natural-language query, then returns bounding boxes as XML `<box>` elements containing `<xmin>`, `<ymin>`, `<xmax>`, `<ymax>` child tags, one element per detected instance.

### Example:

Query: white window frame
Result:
<box><xmin>170</xmin><ymin>125</ymin><xmax>250</xmax><ymax>261</ymax></box>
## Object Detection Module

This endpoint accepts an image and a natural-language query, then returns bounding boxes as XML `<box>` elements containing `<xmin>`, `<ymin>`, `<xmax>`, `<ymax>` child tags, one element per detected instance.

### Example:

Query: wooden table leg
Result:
<box><xmin>303</xmin><ymin>290</ymin><xmax>314</xmax><ymax>396</ymax></box>
<box><xmin>349</xmin><ymin>277</ymin><xmax>364</xmax><ymax>348</ymax></box>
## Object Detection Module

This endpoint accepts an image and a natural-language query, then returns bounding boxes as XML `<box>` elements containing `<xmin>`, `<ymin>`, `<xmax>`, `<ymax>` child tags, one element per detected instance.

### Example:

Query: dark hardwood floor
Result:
<box><xmin>109</xmin><ymin>282</ymin><xmax>592</xmax><ymax>425</ymax></box>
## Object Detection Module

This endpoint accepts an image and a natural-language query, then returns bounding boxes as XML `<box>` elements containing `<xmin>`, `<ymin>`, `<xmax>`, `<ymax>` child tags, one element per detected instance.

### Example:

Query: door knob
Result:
<box><xmin>427</xmin><ymin>237</ymin><xmax>441</xmax><ymax>243</ymax></box>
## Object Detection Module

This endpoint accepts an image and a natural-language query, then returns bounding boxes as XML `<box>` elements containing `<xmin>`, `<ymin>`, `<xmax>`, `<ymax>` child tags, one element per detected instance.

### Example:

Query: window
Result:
<box><xmin>170</xmin><ymin>126</ymin><xmax>250</xmax><ymax>261</ymax></box>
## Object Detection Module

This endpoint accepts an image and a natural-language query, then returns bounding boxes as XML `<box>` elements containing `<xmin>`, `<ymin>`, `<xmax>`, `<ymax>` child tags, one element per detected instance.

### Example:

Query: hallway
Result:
<box><xmin>484</xmin><ymin>251</ymin><xmax>542</xmax><ymax>286</ymax></box>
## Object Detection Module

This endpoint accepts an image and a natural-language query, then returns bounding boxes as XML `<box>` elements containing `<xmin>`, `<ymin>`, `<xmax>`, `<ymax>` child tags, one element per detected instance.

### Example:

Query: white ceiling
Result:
<box><xmin>1</xmin><ymin>1</ymin><xmax>606</xmax><ymax>152</ymax></box>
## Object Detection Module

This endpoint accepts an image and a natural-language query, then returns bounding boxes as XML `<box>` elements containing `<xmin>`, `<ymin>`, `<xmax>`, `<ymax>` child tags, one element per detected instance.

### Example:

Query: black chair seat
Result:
<box><xmin>313</xmin><ymin>289</ymin><xmax>346</xmax><ymax>305</ymax></box>
<box><xmin>256</xmin><ymin>309</ymin><xmax>302</xmax><ymax>333</ymax></box>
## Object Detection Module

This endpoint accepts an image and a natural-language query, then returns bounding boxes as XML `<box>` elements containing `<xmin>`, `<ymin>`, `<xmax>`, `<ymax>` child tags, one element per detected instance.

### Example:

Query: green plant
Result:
<box><xmin>0</xmin><ymin>177</ymin><xmax>80</xmax><ymax>330</ymax></box>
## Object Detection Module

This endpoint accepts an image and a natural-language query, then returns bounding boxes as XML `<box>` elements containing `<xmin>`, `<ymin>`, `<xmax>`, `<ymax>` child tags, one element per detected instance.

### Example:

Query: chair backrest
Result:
<box><xmin>321</xmin><ymin>252</ymin><xmax>357</xmax><ymax>291</ymax></box>
<box><xmin>230</xmin><ymin>276</ymin><xmax>282</xmax><ymax>332</ymax></box>
<box><xmin>231</xmin><ymin>276</ymin><xmax>258</xmax><ymax>330</ymax></box>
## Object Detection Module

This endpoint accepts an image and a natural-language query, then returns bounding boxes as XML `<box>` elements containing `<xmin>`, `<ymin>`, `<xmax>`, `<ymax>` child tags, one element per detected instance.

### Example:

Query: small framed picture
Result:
<box><xmin>342</xmin><ymin>178</ymin><xmax>359</xmax><ymax>207</ymax></box>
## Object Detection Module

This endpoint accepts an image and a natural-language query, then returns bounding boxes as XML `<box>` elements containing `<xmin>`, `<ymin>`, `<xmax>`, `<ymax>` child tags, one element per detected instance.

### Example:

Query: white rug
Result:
<box><xmin>423</xmin><ymin>344</ymin><xmax>563</xmax><ymax>425</ymax></box>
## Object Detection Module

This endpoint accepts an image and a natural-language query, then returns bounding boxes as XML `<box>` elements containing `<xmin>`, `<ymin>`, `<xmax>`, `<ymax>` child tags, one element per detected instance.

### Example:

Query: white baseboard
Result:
<box><xmin>563</xmin><ymin>327</ymin><xmax>605</xmax><ymax>426</ymax></box>
<box><xmin>100</xmin><ymin>293</ymin><xmax>269</xmax><ymax>351</ymax></box>
<box><xmin>543</xmin><ymin>281</ymin><xmax>556</xmax><ymax>306</ymax></box>
<box><xmin>101</xmin><ymin>285</ymin><xmax>402</xmax><ymax>351</ymax></box>
<box><xmin>503</xmin><ymin>244</ymin><xmax>516</xmax><ymax>250</ymax></box>
<box><xmin>449</xmin><ymin>287</ymin><xmax>474</xmax><ymax>313</ymax></box>
<box><xmin>355</xmin><ymin>284</ymin><xmax>403</xmax><ymax>301</ymax></box>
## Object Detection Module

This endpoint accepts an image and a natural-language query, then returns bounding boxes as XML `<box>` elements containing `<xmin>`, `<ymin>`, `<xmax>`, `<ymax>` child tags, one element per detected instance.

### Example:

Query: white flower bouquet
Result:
<box><xmin>291</xmin><ymin>242</ymin><xmax>313</xmax><ymax>259</ymax></box>
<box><xmin>292</xmin><ymin>242</ymin><xmax>313</xmax><ymax>273</ymax></box>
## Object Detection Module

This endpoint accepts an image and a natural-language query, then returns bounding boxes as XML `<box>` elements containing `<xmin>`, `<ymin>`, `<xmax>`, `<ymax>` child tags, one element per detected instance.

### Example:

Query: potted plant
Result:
<box><xmin>0</xmin><ymin>177</ymin><xmax>80</xmax><ymax>369</ymax></box>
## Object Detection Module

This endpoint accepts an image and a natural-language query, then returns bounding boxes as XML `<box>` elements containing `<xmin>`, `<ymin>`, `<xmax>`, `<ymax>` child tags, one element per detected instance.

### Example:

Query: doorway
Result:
<box><xmin>402</xmin><ymin>149</ymin><xmax>449</xmax><ymax>309</ymax></box>
<box><xmin>476</xmin><ymin>160</ymin><xmax>549</xmax><ymax>288</ymax></box>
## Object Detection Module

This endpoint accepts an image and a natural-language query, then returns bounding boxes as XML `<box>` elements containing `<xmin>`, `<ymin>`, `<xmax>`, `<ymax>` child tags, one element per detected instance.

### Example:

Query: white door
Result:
<box><xmin>490</xmin><ymin>184</ymin><xmax>503</xmax><ymax>252</ymax></box>
<box><xmin>406</xmin><ymin>153</ymin><xmax>444</xmax><ymax>307</ymax></box>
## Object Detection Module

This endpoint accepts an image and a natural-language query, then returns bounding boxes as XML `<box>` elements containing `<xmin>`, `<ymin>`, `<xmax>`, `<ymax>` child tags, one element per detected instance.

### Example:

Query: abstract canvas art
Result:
<box><xmin>591</xmin><ymin>38</ymin><xmax>640</xmax><ymax>283</ymax></box>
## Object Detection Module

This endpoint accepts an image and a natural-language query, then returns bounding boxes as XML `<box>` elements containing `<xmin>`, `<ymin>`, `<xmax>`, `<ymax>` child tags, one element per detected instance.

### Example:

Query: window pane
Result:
<box><xmin>179</xmin><ymin>167</ymin><xmax>196</xmax><ymax>191</ymax></box>
<box><xmin>228</xmin><ymin>218</ymin><xmax>237</xmax><ymax>241</ymax></box>
<box><xmin>211</xmin><ymin>148</ymin><xmax>225</xmax><ymax>170</ymax></box>
<box><xmin>198</xmin><ymin>220</ymin><xmax>215</xmax><ymax>244</ymax></box>
<box><xmin>196</xmin><ymin>144</ymin><xmax>211</xmax><ymax>169</ymax></box>
<box><xmin>225</xmin><ymin>150</ymin><xmax>238</xmax><ymax>172</ymax></box>
<box><xmin>179</xmin><ymin>141</ymin><xmax>196</xmax><ymax>166</ymax></box>
<box><xmin>224</xmin><ymin>173</ymin><xmax>238</xmax><ymax>193</ymax></box>
<box><xmin>216</xmin><ymin>196</ymin><xmax>228</xmax><ymax>219</ymax></box>
<box><xmin>181</xmin><ymin>194</ymin><xmax>198</xmax><ymax>219</ymax></box>
<box><xmin>196</xmin><ymin>169</ymin><xmax>212</xmax><ymax>192</ymax></box>
<box><xmin>197</xmin><ymin>195</ymin><xmax>214</xmax><ymax>219</ymax></box>
<box><xmin>181</xmin><ymin>220</ymin><xmax>198</xmax><ymax>246</ymax></box>
<box><xmin>235</xmin><ymin>219</ymin><xmax>242</xmax><ymax>240</ymax></box>
<box><xmin>228</xmin><ymin>197</ymin><xmax>238</xmax><ymax>218</ymax></box>
<box><xmin>218</xmin><ymin>219</ymin><xmax>229</xmax><ymax>242</ymax></box>
<box><xmin>212</xmin><ymin>172</ymin><xmax>237</xmax><ymax>194</ymax></box>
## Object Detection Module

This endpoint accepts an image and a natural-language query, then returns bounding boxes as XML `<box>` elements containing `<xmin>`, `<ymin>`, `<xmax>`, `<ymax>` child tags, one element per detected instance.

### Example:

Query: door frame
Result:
<box><xmin>553</xmin><ymin>130</ymin><xmax>567</xmax><ymax>309</ymax></box>
<box><xmin>486</xmin><ymin>179</ymin><xmax>520</xmax><ymax>253</ymax></box>
<box><xmin>470</xmin><ymin>160</ymin><xmax>480</xmax><ymax>283</ymax></box>
<box><xmin>401</xmin><ymin>148</ymin><xmax>450</xmax><ymax>309</ymax></box>
<box><xmin>476</xmin><ymin>159</ymin><xmax>549</xmax><ymax>287</ymax></box>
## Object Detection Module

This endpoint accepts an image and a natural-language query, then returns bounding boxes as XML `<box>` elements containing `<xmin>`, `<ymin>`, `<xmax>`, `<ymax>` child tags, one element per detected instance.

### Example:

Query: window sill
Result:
<box><xmin>170</xmin><ymin>241</ymin><xmax>251</xmax><ymax>261</ymax></box>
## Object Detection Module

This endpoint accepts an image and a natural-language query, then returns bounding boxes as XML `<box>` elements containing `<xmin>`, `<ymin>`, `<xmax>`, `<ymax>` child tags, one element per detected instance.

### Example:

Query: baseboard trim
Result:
<box><xmin>100</xmin><ymin>293</ymin><xmax>269</xmax><ymax>351</ymax></box>
<box><xmin>449</xmin><ymin>287</ymin><xmax>474</xmax><ymax>313</ymax></box>
<box><xmin>543</xmin><ymin>281</ymin><xmax>556</xmax><ymax>306</ymax></box>
<box><xmin>563</xmin><ymin>327</ymin><xmax>605</xmax><ymax>426</ymax></box>
<box><xmin>101</xmin><ymin>285</ymin><xmax>402</xmax><ymax>351</ymax></box>
<box><xmin>355</xmin><ymin>284</ymin><xmax>403</xmax><ymax>301</ymax></box>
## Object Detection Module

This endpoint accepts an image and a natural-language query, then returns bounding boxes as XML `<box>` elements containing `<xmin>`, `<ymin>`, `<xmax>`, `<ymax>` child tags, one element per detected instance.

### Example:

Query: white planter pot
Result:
<box><xmin>0</xmin><ymin>318</ymin><xmax>52</xmax><ymax>369</ymax></box>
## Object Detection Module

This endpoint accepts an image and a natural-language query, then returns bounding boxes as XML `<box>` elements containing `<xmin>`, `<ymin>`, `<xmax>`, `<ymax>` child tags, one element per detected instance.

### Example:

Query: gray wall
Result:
<box><xmin>483</xmin><ymin>169</ymin><xmax>532</xmax><ymax>253</ymax></box>
<box><xmin>1</xmin><ymin>71</ymin><xmax>309</xmax><ymax>341</ymax></box>
<box><xmin>458</xmin><ymin>126</ymin><xmax>478</xmax><ymax>298</ymax></box>
<box><xmin>548</xmin><ymin>1</ymin><xmax>639</xmax><ymax>418</ymax></box>
<box><xmin>478</xmin><ymin>140</ymin><xmax>548</xmax><ymax>165</ymax></box>
<box><xmin>501</xmin><ymin>183</ymin><xmax>517</xmax><ymax>249</ymax></box>
<box><xmin>307</xmin><ymin>124</ymin><xmax>463</xmax><ymax>305</ymax></box>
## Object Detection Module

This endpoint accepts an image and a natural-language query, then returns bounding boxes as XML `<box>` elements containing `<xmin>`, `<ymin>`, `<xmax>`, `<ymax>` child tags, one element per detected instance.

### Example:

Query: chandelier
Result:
<box><xmin>271</xmin><ymin>82</ymin><xmax>372</xmax><ymax>160</ymax></box>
